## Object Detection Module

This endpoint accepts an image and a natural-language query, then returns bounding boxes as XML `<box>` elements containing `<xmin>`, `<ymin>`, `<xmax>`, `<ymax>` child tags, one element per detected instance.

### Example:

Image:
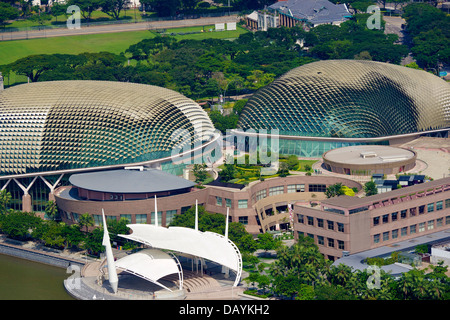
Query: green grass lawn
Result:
<box><xmin>0</xmin><ymin>25</ymin><xmax>248</xmax><ymax>65</ymax></box>
<box><xmin>0</xmin><ymin>30</ymin><xmax>154</xmax><ymax>65</ymax></box>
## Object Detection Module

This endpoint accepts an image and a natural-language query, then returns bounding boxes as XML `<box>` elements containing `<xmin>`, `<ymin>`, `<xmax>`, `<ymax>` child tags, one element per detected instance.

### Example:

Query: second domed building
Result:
<box><xmin>236</xmin><ymin>60</ymin><xmax>450</xmax><ymax>157</ymax></box>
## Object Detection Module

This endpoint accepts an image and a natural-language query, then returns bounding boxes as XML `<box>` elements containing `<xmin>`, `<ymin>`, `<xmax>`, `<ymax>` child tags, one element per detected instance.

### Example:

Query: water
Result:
<box><xmin>0</xmin><ymin>253</ymin><xmax>75</xmax><ymax>300</ymax></box>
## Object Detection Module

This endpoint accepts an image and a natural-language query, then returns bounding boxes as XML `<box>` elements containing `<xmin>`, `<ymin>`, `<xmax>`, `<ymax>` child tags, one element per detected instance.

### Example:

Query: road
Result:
<box><xmin>0</xmin><ymin>15</ymin><xmax>239</xmax><ymax>41</ymax></box>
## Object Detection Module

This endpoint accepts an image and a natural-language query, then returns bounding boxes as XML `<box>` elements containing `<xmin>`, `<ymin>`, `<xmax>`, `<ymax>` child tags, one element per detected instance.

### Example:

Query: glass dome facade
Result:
<box><xmin>0</xmin><ymin>81</ymin><xmax>215</xmax><ymax>175</ymax></box>
<box><xmin>237</xmin><ymin>60</ymin><xmax>450</xmax><ymax>157</ymax></box>
<box><xmin>238</xmin><ymin>60</ymin><xmax>450</xmax><ymax>138</ymax></box>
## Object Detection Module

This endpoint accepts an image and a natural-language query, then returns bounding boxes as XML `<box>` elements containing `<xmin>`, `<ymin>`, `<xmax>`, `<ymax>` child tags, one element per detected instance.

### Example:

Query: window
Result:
<box><xmin>446</xmin><ymin>216</ymin><xmax>450</xmax><ymax>225</ymax></box>
<box><xmin>318</xmin><ymin>236</ymin><xmax>324</xmax><ymax>245</ymax></box>
<box><xmin>419</xmin><ymin>205</ymin><xmax>425</xmax><ymax>214</ymax></box>
<box><xmin>401</xmin><ymin>210</ymin><xmax>407</xmax><ymax>219</ymax></box>
<box><xmin>446</xmin><ymin>198</ymin><xmax>450</xmax><ymax>208</ymax></box>
<box><xmin>373</xmin><ymin>216</ymin><xmax>380</xmax><ymax>226</ymax></box>
<box><xmin>288</xmin><ymin>184</ymin><xmax>304</xmax><ymax>193</ymax></box>
<box><xmin>374</xmin><ymin>234</ymin><xmax>380</xmax><ymax>244</ymax></box>
<box><xmin>427</xmin><ymin>203</ymin><xmax>434</xmax><ymax>213</ymax></box>
<box><xmin>238</xmin><ymin>199</ymin><xmax>248</xmax><ymax>209</ymax></box>
<box><xmin>317</xmin><ymin>218</ymin><xmax>324</xmax><ymax>228</ymax></box>
<box><xmin>337</xmin><ymin>223</ymin><xmax>344</xmax><ymax>233</ymax></box>
<box><xmin>269</xmin><ymin>186</ymin><xmax>284</xmax><ymax>196</ymax></box>
<box><xmin>437</xmin><ymin>218</ymin><xmax>443</xmax><ymax>227</ymax></box>
<box><xmin>401</xmin><ymin>227</ymin><xmax>408</xmax><ymax>237</ymax></box>
<box><xmin>327</xmin><ymin>220</ymin><xmax>334</xmax><ymax>230</ymax></box>
<box><xmin>382</xmin><ymin>214</ymin><xmax>389</xmax><ymax>224</ymax></box>
<box><xmin>165</xmin><ymin>210</ymin><xmax>177</xmax><ymax>225</ymax></box>
<box><xmin>436</xmin><ymin>201</ymin><xmax>443</xmax><ymax>211</ymax></box>
<box><xmin>410</xmin><ymin>207</ymin><xmax>417</xmax><ymax>216</ymax></box>
<box><xmin>216</xmin><ymin>197</ymin><xmax>222</xmax><ymax>206</ymax></box>
<box><xmin>410</xmin><ymin>225</ymin><xmax>416</xmax><ymax>234</ymax></box>
<box><xmin>297</xmin><ymin>231</ymin><xmax>304</xmax><ymax>237</ymax></box>
<box><xmin>298</xmin><ymin>214</ymin><xmax>304</xmax><ymax>224</ymax></box>
<box><xmin>239</xmin><ymin>216</ymin><xmax>248</xmax><ymax>225</ymax></box>
<box><xmin>392</xmin><ymin>229</ymin><xmax>398</xmax><ymax>239</ymax></box>
<box><xmin>256</xmin><ymin>189</ymin><xmax>267</xmax><ymax>201</ymax></box>
<box><xmin>427</xmin><ymin>220</ymin><xmax>434</xmax><ymax>230</ymax></box>
<box><xmin>151</xmin><ymin>211</ymin><xmax>162</xmax><ymax>226</ymax></box>
<box><xmin>181</xmin><ymin>206</ymin><xmax>191</xmax><ymax>214</ymax></box>
<box><xmin>307</xmin><ymin>233</ymin><xmax>314</xmax><ymax>240</ymax></box>
<box><xmin>72</xmin><ymin>212</ymin><xmax>79</xmax><ymax>223</ymax></box>
<box><xmin>328</xmin><ymin>238</ymin><xmax>335</xmax><ymax>247</ymax></box>
<box><xmin>135</xmin><ymin>214</ymin><xmax>147</xmax><ymax>224</ymax></box>
<box><xmin>226</xmin><ymin>198</ymin><xmax>232</xmax><ymax>208</ymax></box>
<box><xmin>308</xmin><ymin>216</ymin><xmax>314</xmax><ymax>226</ymax></box>
<box><xmin>419</xmin><ymin>222</ymin><xmax>425</xmax><ymax>232</ymax></box>
<box><xmin>349</xmin><ymin>206</ymin><xmax>369</xmax><ymax>214</ymax></box>
<box><xmin>93</xmin><ymin>214</ymin><xmax>102</xmax><ymax>226</ymax></box>
<box><xmin>338</xmin><ymin>240</ymin><xmax>345</xmax><ymax>250</ymax></box>
<box><xmin>391</xmin><ymin>212</ymin><xmax>398</xmax><ymax>221</ymax></box>
<box><xmin>383</xmin><ymin>232</ymin><xmax>389</xmax><ymax>241</ymax></box>
<box><xmin>309</xmin><ymin>184</ymin><xmax>326</xmax><ymax>192</ymax></box>
<box><xmin>120</xmin><ymin>214</ymin><xmax>131</xmax><ymax>223</ymax></box>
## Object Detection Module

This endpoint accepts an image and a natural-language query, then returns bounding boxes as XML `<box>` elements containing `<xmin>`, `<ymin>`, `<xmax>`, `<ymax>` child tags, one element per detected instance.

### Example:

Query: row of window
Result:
<box><xmin>215</xmin><ymin>196</ymin><xmax>249</xmax><ymax>209</ymax></box>
<box><xmin>373</xmin><ymin>199</ymin><xmax>447</xmax><ymax>226</ymax></box>
<box><xmin>68</xmin><ymin>210</ymin><xmax>178</xmax><ymax>226</ymax></box>
<box><xmin>254</xmin><ymin>183</ymin><xmax>326</xmax><ymax>202</ymax></box>
<box><xmin>373</xmin><ymin>216</ymin><xmax>450</xmax><ymax>244</ymax></box>
<box><xmin>297</xmin><ymin>214</ymin><xmax>345</xmax><ymax>232</ymax></box>
<box><xmin>298</xmin><ymin>232</ymin><xmax>346</xmax><ymax>250</ymax></box>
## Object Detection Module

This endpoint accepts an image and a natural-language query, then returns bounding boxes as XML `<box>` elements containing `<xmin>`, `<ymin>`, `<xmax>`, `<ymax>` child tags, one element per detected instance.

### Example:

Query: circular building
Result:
<box><xmin>322</xmin><ymin>145</ymin><xmax>417</xmax><ymax>176</ymax></box>
<box><xmin>0</xmin><ymin>80</ymin><xmax>218</xmax><ymax>213</ymax></box>
<box><xmin>236</xmin><ymin>60</ymin><xmax>450</xmax><ymax>157</ymax></box>
<box><xmin>0</xmin><ymin>80</ymin><xmax>216</xmax><ymax>176</ymax></box>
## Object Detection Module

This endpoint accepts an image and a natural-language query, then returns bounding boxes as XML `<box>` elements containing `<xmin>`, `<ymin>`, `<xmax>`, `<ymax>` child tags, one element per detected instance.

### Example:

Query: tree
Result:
<box><xmin>144</xmin><ymin>0</ymin><xmax>182</xmax><ymax>17</ymax></box>
<box><xmin>0</xmin><ymin>211</ymin><xmax>41</xmax><ymax>240</ymax></box>
<box><xmin>286</xmin><ymin>155</ymin><xmax>299</xmax><ymax>170</ymax></box>
<box><xmin>257</xmin><ymin>233</ymin><xmax>281</xmax><ymax>256</ymax></box>
<box><xmin>218</xmin><ymin>160</ymin><xmax>236</xmax><ymax>182</ymax></box>
<box><xmin>0</xmin><ymin>189</ymin><xmax>12</xmax><ymax>214</ymax></box>
<box><xmin>7</xmin><ymin>54</ymin><xmax>62</xmax><ymax>82</ymax></box>
<box><xmin>325</xmin><ymin>183</ymin><xmax>345</xmax><ymax>198</ymax></box>
<box><xmin>28</xmin><ymin>12</ymin><xmax>52</xmax><ymax>28</ymax></box>
<box><xmin>78</xmin><ymin>213</ymin><xmax>94</xmax><ymax>233</ymax></box>
<box><xmin>83</xmin><ymin>227</ymin><xmax>104</xmax><ymax>256</ymax></box>
<box><xmin>44</xmin><ymin>200</ymin><xmax>58</xmax><ymax>221</ymax></box>
<box><xmin>0</xmin><ymin>2</ymin><xmax>19</xmax><ymax>28</ymax></box>
<box><xmin>50</xmin><ymin>2</ymin><xmax>68</xmax><ymax>23</ymax></box>
<box><xmin>67</xmin><ymin>0</ymin><xmax>102</xmax><ymax>21</ymax></box>
<box><xmin>364</xmin><ymin>180</ymin><xmax>378</xmax><ymax>196</ymax></box>
<box><xmin>99</xmin><ymin>0</ymin><xmax>130</xmax><ymax>20</ymax></box>
<box><xmin>192</xmin><ymin>163</ymin><xmax>208</xmax><ymax>185</ymax></box>
<box><xmin>277</xmin><ymin>161</ymin><xmax>289</xmax><ymax>177</ymax></box>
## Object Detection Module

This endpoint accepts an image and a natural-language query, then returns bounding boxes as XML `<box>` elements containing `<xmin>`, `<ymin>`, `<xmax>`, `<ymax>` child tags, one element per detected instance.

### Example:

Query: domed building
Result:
<box><xmin>236</xmin><ymin>60</ymin><xmax>450</xmax><ymax>157</ymax></box>
<box><xmin>0</xmin><ymin>80</ymin><xmax>219</xmax><ymax>212</ymax></box>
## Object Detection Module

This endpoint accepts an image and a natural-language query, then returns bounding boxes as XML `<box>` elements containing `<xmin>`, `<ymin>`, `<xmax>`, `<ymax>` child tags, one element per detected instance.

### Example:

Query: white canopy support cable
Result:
<box><xmin>167</xmin><ymin>251</ymin><xmax>184</xmax><ymax>290</ymax></box>
<box><xmin>154</xmin><ymin>195</ymin><xmax>158</xmax><ymax>227</ymax></box>
<box><xmin>195</xmin><ymin>199</ymin><xmax>198</xmax><ymax>231</ymax></box>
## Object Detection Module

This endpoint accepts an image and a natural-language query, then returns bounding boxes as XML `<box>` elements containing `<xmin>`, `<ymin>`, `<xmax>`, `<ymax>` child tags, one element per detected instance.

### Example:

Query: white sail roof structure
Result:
<box><xmin>119</xmin><ymin>223</ymin><xmax>243</xmax><ymax>287</ymax></box>
<box><xmin>115</xmin><ymin>248</ymin><xmax>183</xmax><ymax>292</ymax></box>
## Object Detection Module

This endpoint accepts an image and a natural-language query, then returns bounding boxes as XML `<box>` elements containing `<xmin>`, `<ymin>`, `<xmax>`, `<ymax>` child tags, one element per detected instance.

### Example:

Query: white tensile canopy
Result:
<box><xmin>119</xmin><ymin>224</ymin><xmax>243</xmax><ymax>287</ymax></box>
<box><xmin>114</xmin><ymin>248</ymin><xmax>183</xmax><ymax>292</ymax></box>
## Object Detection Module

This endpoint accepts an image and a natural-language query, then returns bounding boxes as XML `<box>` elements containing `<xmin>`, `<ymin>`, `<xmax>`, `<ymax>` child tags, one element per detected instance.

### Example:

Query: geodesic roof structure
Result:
<box><xmin>238</xmin><ymin>60</ymin><xmax>450</xmax><ymax>139</ymax></box>
<box><xmin>0</xmin><ymin>80</ymin><xmax>215</xmax><ymax>175</ymax></box>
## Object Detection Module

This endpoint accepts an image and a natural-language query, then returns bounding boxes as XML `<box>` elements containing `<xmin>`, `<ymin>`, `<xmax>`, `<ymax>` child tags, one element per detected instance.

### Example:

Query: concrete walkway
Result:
<box><xmin>0</xmin><ymin>15</ymin><xmax>240</xmax><ymax>41</ymax></box>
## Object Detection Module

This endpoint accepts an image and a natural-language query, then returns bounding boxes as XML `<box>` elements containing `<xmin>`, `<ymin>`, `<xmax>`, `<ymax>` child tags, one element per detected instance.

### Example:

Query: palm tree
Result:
<box><xmin>79</xmin><ymin>212</ymin><xmax>94</xmax><ymax>233</ymax></box>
